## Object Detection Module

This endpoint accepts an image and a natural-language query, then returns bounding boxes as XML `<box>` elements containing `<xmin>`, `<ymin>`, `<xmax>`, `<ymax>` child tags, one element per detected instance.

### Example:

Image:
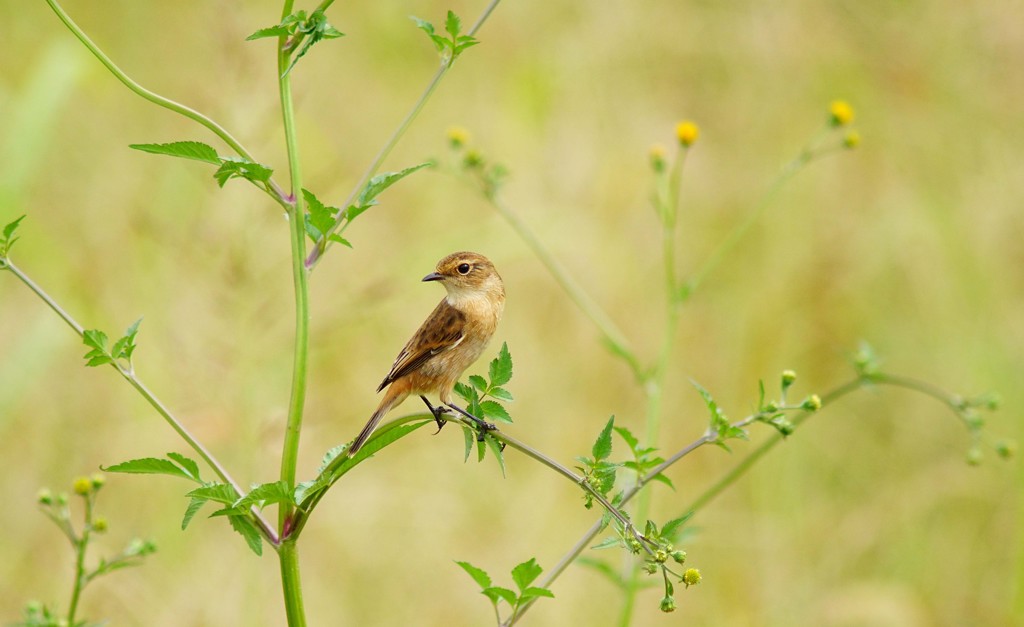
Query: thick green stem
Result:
<box><xmin>276</xmin><ymin>1</ymin><xmax>310</xmax><ymax>621</ymax></box>
<box><xmin>279</xmin><ymin>540</ymin><xmax>306</xmax><ymax>626</ymax></box>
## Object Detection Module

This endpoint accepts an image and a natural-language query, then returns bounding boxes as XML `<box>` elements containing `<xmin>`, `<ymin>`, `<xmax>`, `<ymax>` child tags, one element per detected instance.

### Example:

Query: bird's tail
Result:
<box><xmin>348</xmin><ymin>391</ymin><xmax>401</xmax><ymax>456</ymax></box>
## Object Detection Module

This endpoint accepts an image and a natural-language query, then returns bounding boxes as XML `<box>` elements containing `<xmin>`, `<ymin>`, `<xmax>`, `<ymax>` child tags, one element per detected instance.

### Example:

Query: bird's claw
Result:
<box><xmin>431</xmin><ymin>406</ymin><xmax>451</xmax><ymax>434</ymax></box>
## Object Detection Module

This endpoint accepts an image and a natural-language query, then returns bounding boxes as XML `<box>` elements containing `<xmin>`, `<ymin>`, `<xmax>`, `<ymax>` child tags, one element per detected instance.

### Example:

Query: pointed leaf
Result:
<box><xmin>485</xmin><ymin>435</ymin><xmax>506</xmax><ymax>477</ymax></box>
<box><xmin>468</xmin><ymin>375</ymin><xmax>488</xmax><ymax>392</ymax></box>
<box><xmin>186</xmin><ymin>483</ymin><xmax>238</xmax><ymax>504</ymax></box>
<box><xmin>104</xmin><ymin>457</ymin><xmax>193</xmax><ymax>481</ymax></box>
<box><xmin>462</xmin><ymin>425</ymin><xmax>474</xmax><ymax>463</ymax></box>
<box><xmin>482</xmin><ymin>586</ymin><xmax>517</xmax><ymax>606</ymax></box>
<box><xmin>592</xmin><ymin>416</ymin><xmax>615</xmax><ymax>462</ymax></box>
<box><xmin>511</xmin><ymin>558</ymin><xmax>543</xmax><ymax>592</ymax></box>
<box><xmin>488</xmin><ymin>342</ymin><xmax>513</xmax><ymax>386</ymax></box>
<box><xmin>357</xmin><ymin>162</ymin><xmax>430</xmax><ymax>206</ymax></box>
<box><xmin>455</xmin><ymin>560</ymin><xmax>492</xmax><ymax>590</ymax></box>
<box><xmin>488</xmin><ymin>386</ymin><xmax>514</xmax><ymax>402</ymax></box>
<box><xmin>520</xmin><ymin>586</ymin><xmax>555</xmax><ymax>600</ymax></box>
<box><xmin>480</xmin><ymin>400</ymin><xmax>513</xmax><ymax>424</ymax></box>
<box><xmin>166</xmin><ymin>452</ymin><xmax>201</xmax><ymax>482</ymax></box>
<box><xmin>228</xmin><ymin>514</ymin><xmax>263</xmax><ymax>556</ymax></box>
<box><xmin>234</xmin><ymin>480</ymin><xmax>294</xmax><ymax>510</ymax></box>
<box><xmin>181</xmin><ymin>497</ymin><xmax>207</xmax><ymax>530</ymax></box>
<box><xmin>83</xmin><ymin>329</ymin><xmax>108</xmax><ymax>352</ymax></box>
<box><xmin>129</xmin><ymin>141</ymin><xmax>220</xmax><ymax>165</ymax></box>
<box><xmin>444</xmin><ymin>10</ymin><xmax>462</xmax><ymax>38</ymax></box>
<box><xmin>613</xmin><ymin>426</ymin><xmax>639</xmax><ymax>453</ymax></box>
<box><xmin>661</xmin><ymin>513</ymin><xmax>693</xmax><ymax>541</ymax></box>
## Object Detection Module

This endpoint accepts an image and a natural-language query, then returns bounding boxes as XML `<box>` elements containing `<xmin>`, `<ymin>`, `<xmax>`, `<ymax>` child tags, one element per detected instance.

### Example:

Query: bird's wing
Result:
<box><xmin>377</xmin><ymin>299</ymin><xmax>467</xmax><ymax>391</ymax></box>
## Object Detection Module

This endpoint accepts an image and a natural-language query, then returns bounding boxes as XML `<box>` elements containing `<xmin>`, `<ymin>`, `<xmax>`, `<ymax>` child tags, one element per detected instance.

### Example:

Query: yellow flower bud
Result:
<box><xmin>683</xmin><ymin>568</ymin><xmax>702</xmax><ymax>587</ymax></box>
<box><xmin>446</xmin><ymin>126</ymin><xmax>470</xmax><ymax>149</ymax></box>
<box><xmin>829</xmin><ymin>100</ymin><xmax>855</xmax><ymax>126</ymax></box>
<box><xmin>72</xmin><ymin>477</ymin><xmax>92</xmax><ymax>496</ymax></box>
<box><xmin>675</xmin><ymin>121</ymin><xmax>700</xmax><ymax>147</ymax></box>
<box><xmin>801</xmin><ymin>394</ymin><xmax>822</xmax><ymax>411</ymax></box>
<box><xmin>843</xmin><ymin>131</ymin><xmax>861</xmax><ymax>149</ymax></box>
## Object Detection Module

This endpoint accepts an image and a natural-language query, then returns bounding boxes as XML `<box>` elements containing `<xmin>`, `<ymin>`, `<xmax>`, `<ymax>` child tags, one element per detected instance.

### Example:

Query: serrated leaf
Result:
<box><xmin>357</xmin><ymin>163</ymin><xmax>430</xmax><ymax>206</ymax></box>
<box><xmin>691</xmin><ymin>379</ymin><xmax>729</xmax><ymax>434</ymax></box>
<box><xmin>228</xmin><ymin>514</ymin><xmax>263</xmax><ymax>556</ymax></box>
<box><xmin>186</xmin><ymin>483</ymin><xmax>238</xmax><ymax>504</ymax></box>
<box><xmin>661</xmin><ymin>513</ymin><xmax>693</xmax><ymax>541</ymax></box>
<box><xmin>650</xmin><ymin>473</ymin><xmax>675</xmax><ymax>490</ymax></box>
<box><xmin>590</xmin><ymin>536</ymin><xmax>624</xmax><ymax>550</ymax></box>
<box><xmin>468</xmin><ymin>375</ymin><xmax>488</xmax><ymax>392</ymax></box>
<box><xmin>181</xmin><ymin>497</ymin><xmax>207</xmax><ymax>530</ymax></box>
<box><xmin>480</xmin><ymin>400</ymin><xmax>513</xmax><ymax>424</ymax></box>
<box><xmin>454</xmin><ymin>381</ymin><xmax>477</xmax><ymax>404</ymax></box>
<box><xmin>166</xmin><ymin>452</ymin><xmax>200</xmax><ymax>481</ymax></box>
<box><xmin>104</xmin><ymin>457</ymin><xmax>193</xmax><ymax>481</ymax></box>
<box><xmin>444</xmin><ymin>10</ymin><xmax>462</xmax><ymax>38</ymax></box>
<box><xmin>129</xmin><ymin>141</ymin><xmax>220</xmax><ymax>165</ymax></box>
<box><xmin>411</xmin><ymin>16</ymin><xmax>446</xmax><ymax>52</ymax></box>
<box><xmin>511</xmin><ymin>558</ymin><xmax>543</xmax><ymax>592</ymax></box>
<box><xmin>488</xmin><ymin>342</ymin><xmax>513</xmax><ymax>387</ymax></box>
<box><xmin>613</xmin><ymin>426</ymin><xmax>639</xmax><ymax>453</ymax></box>
<box><xmin>234</xmin><ymin>480</ymin><xmax>294</xmax><ymax>510</ymax></box>
<box><xmin>85</xmin><ymin>354</ymin><xmax>114</xmax><ymax>367</ymax></box>
<box><xmin>317</xmin><ymin>443</ymin><xmax>349</xmax><ymax>474</ymax></box>
<box><xmin>83</xmin><ymin>329</ymin><xmax>108</xmax><ymax>352</ymax></box>
<box><xmin>520</xmin><ymin>586</ymin><xmax>555</xmax><ymax>600</ymax></box>
<box><xmin>213</xmin><ymin>158</ymin><xmax>274</xmax><ymax>188</ymax></box>
<box><xmin>489</xmin><ymin>386</ymin><xmax>514</xmax><ymax>402</ymax></box>
<box><xmin>328</xmin><ymin>234</ymin><xmax>352</xmax><ymax>247</ymax></box>
<box><xmin>485</xmin><ymin>435</ymin><xmax>506</xmax><ymax>477</ymax></box>
<box><xmin>482</xmin><ymin>586</ymin><xmax>517</xmax><ymax>606</ymax></box>
<box><xmin>302</xmin><ymin>189</ymin><xmax>336</xmax><ymax>236</ymax></box>
<box><xmin>455</xmin><ymin>560</ymin><xmax>492</xmax><ymax>590</ymax></box>
<box><xmin>2</xmin><ymin>215</ymin><xmax>25</xmax><ymax>240</ymax></box>
<box><xmin>592</xmin><ymin>416</ymin><xmax>615</xmax><ymax>462</ymax></box>
<box><xmin>342</xmin><ymin>203</ymin><xmax>372</xmax><ymax>223</ymax></box>
<box><xmin>245</xmin><ymin>25</ymin><xmax>292</xmax><ymax>40</ymax></box>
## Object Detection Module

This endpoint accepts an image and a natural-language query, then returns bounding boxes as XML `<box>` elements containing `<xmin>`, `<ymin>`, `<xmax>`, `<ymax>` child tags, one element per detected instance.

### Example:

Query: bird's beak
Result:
<box><xmin>422</xmin><ymin>272</ymin><xmax>444</xmax><ymax>282</ymax></box>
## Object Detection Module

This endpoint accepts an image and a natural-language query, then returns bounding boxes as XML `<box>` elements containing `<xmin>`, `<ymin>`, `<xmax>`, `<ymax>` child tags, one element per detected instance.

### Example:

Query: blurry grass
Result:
<box><xmin>1</xmin><ymin>1</ymin><xmax>1021</xmax><ymax>625</ymax></box>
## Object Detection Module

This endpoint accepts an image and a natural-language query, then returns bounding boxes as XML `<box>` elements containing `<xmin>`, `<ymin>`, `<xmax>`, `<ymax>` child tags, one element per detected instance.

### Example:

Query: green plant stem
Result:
<box><xmin>2</xmin><ymin>259</ymin><xmax>278</xmax><ymax>544</ymax></box>
<box><xmin>306</xmin><ymin>0</ymin><xmax>505</xmax><ymax>269</ymax></box>
<box><xmin>275</xmin><ymin>0</ymin><xmax>310</xmax><ymax>621</ymax></box>
<box><xmin>66</xmin><ymin>494</ymin><xmax>91</xmax><ymax>627</ymax></box>
<box><xmin>42</xmin><ymin>0</ymin><xmax>286</xmax><ymax>201</ymax></box>
<box><xmin>487</xmin><ymin>195</ymin><xmax>642</xmax><ymax>378</ymax></box>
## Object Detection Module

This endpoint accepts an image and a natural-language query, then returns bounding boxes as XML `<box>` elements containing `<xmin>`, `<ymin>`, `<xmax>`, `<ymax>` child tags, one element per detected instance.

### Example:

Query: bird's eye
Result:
<box><xmin>457</xmin><ymin>263</ymin><xmax>472</xmax><ymax>275</ymax></box>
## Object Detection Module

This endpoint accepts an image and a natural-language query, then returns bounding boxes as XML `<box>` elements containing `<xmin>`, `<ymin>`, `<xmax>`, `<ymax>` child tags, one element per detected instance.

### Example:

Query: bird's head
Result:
<box><xmin>423</xmin><ymin>251</ymin><xmax>505</xmax><ymax>306</ymax></box>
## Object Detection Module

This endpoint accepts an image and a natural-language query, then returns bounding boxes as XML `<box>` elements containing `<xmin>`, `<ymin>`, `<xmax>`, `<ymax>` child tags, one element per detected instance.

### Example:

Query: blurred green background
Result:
<box><xmin>1</xmin><ymin>1</ymin><xmax>1021</xmax><ymax>625</ymax></box>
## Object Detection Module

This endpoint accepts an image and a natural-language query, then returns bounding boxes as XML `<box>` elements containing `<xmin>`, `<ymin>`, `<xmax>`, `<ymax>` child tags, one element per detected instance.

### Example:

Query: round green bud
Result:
<box><xmin>93</xmin><ymin>517</ymin><xmax>108</xmax><ymax>533</ymax></box>
<box><xmin>463</xmin><ymin>150</ymin><xmax>484</xmax><ymax>169</ymax></box>
<box><xmin>90</xmin><ymin>473</ymin><xmax>106</xmax><ymax>490</ymax></box>
<box><xmin>660</xmin><ymin>596</ymin><xmax>677</xmax><ymax>613</ymax></box>
<box><xmin>643</xmin><ymin>562</ymin><xmax>658</xmax><ymax>575</ymax></box>
<box><xmin>37</xmin><ymin>488</ymin><xmax>54</xmax><ymax>505</ymax></box>
<box><xmin>995</xmin><ymin>440</ymin><xmax>1016</xmax><ymax>460</ymax></box>
<box><xmin>781</xmin><ymin>370</ymin><xmax>797</xmax><ymax>388</ymax></box>
<box><xmin>683</xmin><ymin>568</ymin><xmax>702</xmax><ymax>586</ymax></box>
<box><xmin>655</xmin><ymin>549</ymin><xmax>668</xmax><ymax>563</ymax></box>
<box><xmin>57</xmin><ymin>493</ymin><xmax>68</xmax><ymax>506</ymax></box>
<box><xmin>801</xmin><ymin>395</ymin><xmax>822</xmax><ymax>411</ymax></box>
<box><xmin>72</xmin><ymin>476</ymin><xmax>92</xmax><ymax>496</ymax></box>
<box><xmin>671</xmin><ymin>550</ymin><xmax>687</xmax><ymax>564</ymax></box>
<box><xmin>764</xmin><ymin>400</ymin><xmax>780</xmax><ymax>412</ymax></box>
<box><xmin>628</xmin><ymin>539</ymin><xmax>642</xmax><ymax>554</ymax></box>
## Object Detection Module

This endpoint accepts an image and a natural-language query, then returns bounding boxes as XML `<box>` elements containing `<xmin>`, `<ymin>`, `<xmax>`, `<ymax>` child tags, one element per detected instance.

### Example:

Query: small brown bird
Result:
<box><xmin>348</xmin><ymin>251</ymin><xmax>506</xmax><ymax>455</ymax></box>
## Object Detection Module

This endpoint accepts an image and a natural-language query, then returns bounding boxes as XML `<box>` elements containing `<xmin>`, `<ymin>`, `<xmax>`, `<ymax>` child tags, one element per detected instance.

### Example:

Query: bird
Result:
<box><xmin>348</xmin><ymin>251</ymin><xmax>505</xmax><ymax>455</ymax></box>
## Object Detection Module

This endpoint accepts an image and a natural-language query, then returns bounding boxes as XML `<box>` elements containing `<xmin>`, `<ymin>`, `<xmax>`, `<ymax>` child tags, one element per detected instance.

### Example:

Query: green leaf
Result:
<box><xmin>691</xmin><ymin>379</ymin><xmax>730</xmax><ymax>435</ymax></box>
<box><xmin>511</xmin><ymin>558</ymin><xmax>543</xmax><ymax>592</ymax></box>
<box><xmin>104</xmin><ymin>457</ymin><xmax>194</xmax><ymax>481</ymax></box>
<box><xmin>650</xmin><ymin>473</ymin><xmax>675</xmax><ymax>490</ymax></box>
<box><xmin>213</xmin><ymin>158</ymin><xmax>274</xmax><ymax>188</ymax></box>
<box><xmin>357</xmin><ymin>162</ymin><xmax>430</xmax><ymax>207</ymax></box>
<box><xmin>328</xmin><ymin>234</ymin><xmax>352</xmax><ymax>247</ymax></box>
<box><xmin>590</xmin><ymin>536</ymin><xmax>624</xmax><ymax>550</ymax></box>
<box><xmin>488</xmin><ymin>342</ymin><xmax>513</xmax><ymax>387</ymax></box>
<box><xmin>444</xmin><ymin>10</ymin><xmax>462</xmax><ymax>38</ymax></box>
<box><xmin>234</xmin><ymin>480</ymin><xmax>294</xmax><ymax>510</ymax></box>
<box><xmin>454</xmin><ymin>381</ymin><xmax>478</xmax><ymax>404</ymax></box>
<box><xmin>302</xmin><ymin>188</ymin><xmax>340</xmax><ymax>242</ymax></box>
<box><xmin>592</xmin><ymin>416</ymin><xmax>615</xmax><ymax>462</ymax></box>
<box><xmin>488</xmin><ymin>386</ymin><xmax>514</xmax><ymax>402</ymax></box>
<box><xmin>2</xmin><ymin>215</ymin><xmax>25</xmax><ymax>240</ymax></box>
<box><xmin>129</xmin><ymin>141</ymin><xmax>220</xmax><ymax>165</ymax></box>
<box><xmin>181</xmin><ymin>497</ymin><xmax>207</xmax><ymax>530</ymax></box>
<box><xmin>166</xmin><ymin>452</ymin><xmax>201</xmax><ymax>481</ymax></box>
<box><xmin>228</xmin><ymin>514</ymin><xmax>263</xmax><ymax>556</ymax></box>
<box><xmin>660</xmin><ymin>513</ymin><xmax>693</xmax><ymax>541</ymax></box>
<box><xmin>462</xmin><ymin>425</ymin><xmax>474</xmax><ymax>463</ymax></box>
<box><xmin>485</xmin><ymin>435</ymin><xmax>506</xmax><ymax>477</ymax></box>
<box><xmin>468</xmin><ymin>374</ymin><xmax>488</xmax><ymax>392</ymax></box>
<box><xmin>411</xmin><ymin>16</ymin><xmax>446</xmax><ymax>52</ymax></box>
<box><xmin>520</xmin><ymin>586</ymin><xmax>555</xmax><ymax>600</ymax></box>
<box><xmin>613</xmin><ymin>426</ymin><xmax>639</xmax><ymax>454</ymax></box>
<box><xmin>455</xmin><ymin>560</ymin><xmax>492</xmax><ymax>590</ymax></box>
<box><xmin>1</xmin><ymin>215</ymin><xmax>25</xmax><ymax>256</ymax></box>
<box><xmin>83</xmin><ymin>329</ymin><xmax>108</xmax><ymax>352</ymax></box>
<box><xmin>245</xmin><ymin>25</ymin><xmax>292</xmax><ymax>40</ymax></box>
<box><xmin>317</xmin><ymin>443</ymin><xmax>349</xmax><ymax>473</ymax></box>
<box><xmin>186</xmin><ymin>483</ymin><xmax>238</xmax><ymax>504</ymax></box>
<box><xmin>482</xmin><ymin>586</ymin><xmax>517</xmax><ymax>606</ymax></box>
<box><xmin>480</xmin><ymin>400</ymin><xmax>513</xmax><ymax>424</ymax></box>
